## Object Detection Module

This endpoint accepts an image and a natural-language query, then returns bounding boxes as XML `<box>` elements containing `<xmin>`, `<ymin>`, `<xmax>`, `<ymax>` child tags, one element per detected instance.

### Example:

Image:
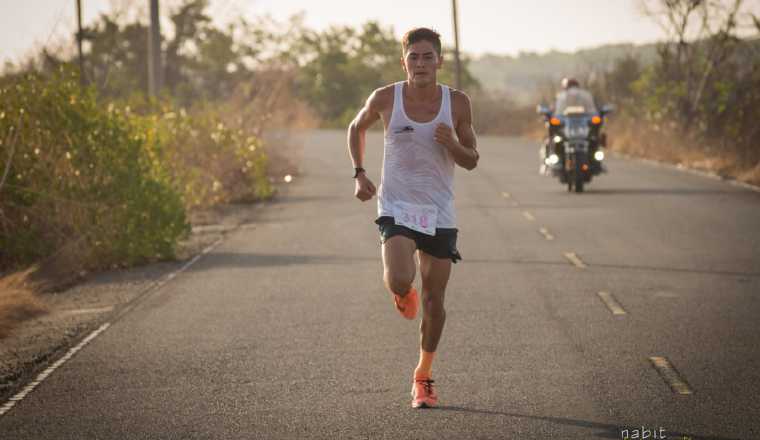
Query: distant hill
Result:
<box><xmin>468</xmin><ymin>42</ymin><xmax>659</xmax><ymax>104</ymax></box>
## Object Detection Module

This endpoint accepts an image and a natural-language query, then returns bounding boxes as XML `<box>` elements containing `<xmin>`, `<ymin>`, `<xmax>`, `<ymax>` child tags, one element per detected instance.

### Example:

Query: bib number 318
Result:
<box><xmin>394</xmin><ymin>201</ymin><xmax>437</xmax><ymax>236</ymax></box>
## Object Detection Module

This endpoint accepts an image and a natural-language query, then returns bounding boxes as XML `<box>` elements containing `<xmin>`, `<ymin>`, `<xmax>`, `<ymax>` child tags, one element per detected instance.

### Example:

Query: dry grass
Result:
<box><xmin>737</xmin><ymin>162</ymin><xmax>760</xmax><ymax>187</ymax></box>
<box><xmin>471</xmin><ymin>91</ymin><xmax>538</xmax><ymax>137</ymax></box>
<box><xmin>608</xmin><ymin>118</ymin><xmax>760</xmax><ymax>187</ymax></box>
<box><xmin>0</xmin><ymin>238</ymin><xmax>101</xmax><ymax>338</ymax></box>
<box><xmin>0</xmin><ymin>269</ymin><xmax>48</xmax><ymax>339</ymax></box>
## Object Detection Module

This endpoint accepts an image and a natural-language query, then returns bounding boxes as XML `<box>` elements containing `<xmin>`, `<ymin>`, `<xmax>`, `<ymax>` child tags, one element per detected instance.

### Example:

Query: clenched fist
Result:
<box><xmin>434</xmin><ymin>123</ymin><xmax>457</xmax><ymax>149</ymax></box>
<box><xmin>354</xmin><ymin>173</ymin><xmax>377</xmax><ymax>202</ymax></box>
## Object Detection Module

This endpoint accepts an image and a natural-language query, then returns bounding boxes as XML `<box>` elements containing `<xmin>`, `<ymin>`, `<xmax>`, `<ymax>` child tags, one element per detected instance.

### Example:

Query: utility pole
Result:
<box><xmin>451</xmin><ymin>0</ymin><xmax>462</xmax><ymax>90</ymax></box>
<box><xmin>148</xmin><ymin>0</ymin><xmax>162</xmax><ymax>97</ymax></box>
<box><xmin>76</xmin><ymin>0</ymin><xmax>85</xmax><ymax>86</ymax></box>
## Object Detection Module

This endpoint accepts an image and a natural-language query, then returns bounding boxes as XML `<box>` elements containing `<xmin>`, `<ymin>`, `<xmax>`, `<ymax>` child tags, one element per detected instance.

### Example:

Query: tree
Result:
<box><xmin>639</xmin><ymin>0</ymin><xmax>748</xmax><ymax>128</ymax></box>
<box><xmin>633</xmin><ymin>0</ymin><xmax>760</xmax><ymax>163</ymax></box>
<box><xmin>294</xmin><ymin>22</ymin><xmax>480</xmax><ymax>127</ymax></box>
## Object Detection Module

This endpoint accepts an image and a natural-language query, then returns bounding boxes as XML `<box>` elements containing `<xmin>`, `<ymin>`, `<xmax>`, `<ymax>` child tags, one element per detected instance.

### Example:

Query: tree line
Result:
<box><xmin>588</xmin><ymin>0</ymin><xmax>760</xmax><ymax>173</ymax></box>
<box><xmin>24</xmin><ymin>0</ymin><xmax>478</xmax><ymax>127</ymax></box>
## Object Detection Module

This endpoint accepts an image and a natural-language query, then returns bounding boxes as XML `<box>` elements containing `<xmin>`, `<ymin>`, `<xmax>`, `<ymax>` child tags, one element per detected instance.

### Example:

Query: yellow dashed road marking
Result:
<box><xmin>563</xmin><ymin>252</ymin><xmax>587</xmax><ymax>268</ymax></box>
<box><xmin>597</xmin><ymin>291</ymin><xmax>626</xmax><ymax>315</ymax></box>
<box><xmin>538</xmin><ymin>227</ymin><xmax>555</xmax><ymax>240</ymax></box>
<box><xmin>649</xmin><ymin>356</ymin><xmax>693</xmax><ymax>395</ymax></box>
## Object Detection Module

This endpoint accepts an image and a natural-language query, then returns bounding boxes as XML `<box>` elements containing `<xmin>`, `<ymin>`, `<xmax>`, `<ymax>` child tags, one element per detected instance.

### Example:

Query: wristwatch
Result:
<box><xmin>353</xmin><ymin>167</ymin><xmax>366</xmax><ymax>178</ymax></box>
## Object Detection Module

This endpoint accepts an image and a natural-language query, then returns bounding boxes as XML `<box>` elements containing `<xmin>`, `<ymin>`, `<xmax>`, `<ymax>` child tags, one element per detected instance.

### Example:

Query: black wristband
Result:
<box><xmin>353</xmin><ymin>167</ymin><xmax>366</xmax><ymax>178</ymax></box>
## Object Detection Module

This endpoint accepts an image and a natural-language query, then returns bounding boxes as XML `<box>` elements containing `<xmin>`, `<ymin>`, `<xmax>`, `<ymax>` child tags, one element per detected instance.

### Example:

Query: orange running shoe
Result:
<box><xmin>411</xmin><ymin>378</ymin><xmax>438</xmax><ymax>408</ymax></box>
<box><xmin>393</xmin><ymin>287</ymin><xmax>419</xmax><ymax>320</ymax></box>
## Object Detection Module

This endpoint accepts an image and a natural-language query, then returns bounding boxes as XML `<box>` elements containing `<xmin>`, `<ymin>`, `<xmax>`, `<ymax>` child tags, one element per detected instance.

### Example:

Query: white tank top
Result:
<box><xmin>378</xmin><ymin>81</ymin><xmax>457</xmax><ymax>229</ymax></box>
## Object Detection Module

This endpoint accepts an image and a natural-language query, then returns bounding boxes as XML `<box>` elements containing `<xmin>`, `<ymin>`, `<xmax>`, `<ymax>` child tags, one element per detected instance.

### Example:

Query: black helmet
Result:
<box><xmin>561</xmin><ymin>77</ymin><xmax>580</xmax><ymax>89</ymax></box>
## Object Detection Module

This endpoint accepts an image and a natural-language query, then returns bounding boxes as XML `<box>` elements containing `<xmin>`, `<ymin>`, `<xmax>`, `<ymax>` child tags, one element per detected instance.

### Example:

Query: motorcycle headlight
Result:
<box><xmin>553</xmin><ymin>135</ymin><xmax>562</xmax><ymax>144</ymax></box>
<box><xmin>547</xmin><ymin>154</ymin><xmax>560</xmax><ymax>165</ymax></box>
<box><xmin>594</xmin><ymin>150</ymin><xmax>605</xmax><ymax>161</ymax></box>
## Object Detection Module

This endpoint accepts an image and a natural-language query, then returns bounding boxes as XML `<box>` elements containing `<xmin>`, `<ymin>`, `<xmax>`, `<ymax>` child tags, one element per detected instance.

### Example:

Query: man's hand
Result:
<box><xmin>434</xmin><ymin>123</ymin><xmax>457</xmax><ymax>149</ymax></box>
<box><xmin>354</xmin><ymin>173</ymin><xmax>377</xmax><ymax>202</ymax></box>
<box><xmin>435</xmin><ymin>118</ymin><xmax>478</xmax><ymax>170</ymax></box>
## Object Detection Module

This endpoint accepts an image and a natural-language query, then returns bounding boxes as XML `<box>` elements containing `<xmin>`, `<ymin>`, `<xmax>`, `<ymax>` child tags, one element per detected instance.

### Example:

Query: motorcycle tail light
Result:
<box><xmin>581</xmin><ymin>164</ymin><xmax>589</xmax><ymax>171</ymax></box>
<box><xmin>550</xmin><ymin>117</ymin><xmax>561</xmax><ymax>126</ymax></box>
<box><xmin>591</xmin><ymin>116</ymin><xmax>602</xmax><ymax>124</ymax></box>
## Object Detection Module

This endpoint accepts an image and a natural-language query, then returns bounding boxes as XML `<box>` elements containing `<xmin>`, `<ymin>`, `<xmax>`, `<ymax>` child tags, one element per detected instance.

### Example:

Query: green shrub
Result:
<box><xmin>139</xmin><ymin>103</ymin><xmax>273</xmax><ymax>210</ymax></box>
<box><xmin>0</xmin><ymin>69</ymin><xmax>189</xmax><ymax>270</ymax></box>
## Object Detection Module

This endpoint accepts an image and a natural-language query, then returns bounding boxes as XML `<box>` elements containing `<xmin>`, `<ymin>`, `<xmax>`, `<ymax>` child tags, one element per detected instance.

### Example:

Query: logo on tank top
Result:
<box><xmin>393</xmin><ymin>125</ymin><xmax>414</xmax><ymax>134</ymax></box>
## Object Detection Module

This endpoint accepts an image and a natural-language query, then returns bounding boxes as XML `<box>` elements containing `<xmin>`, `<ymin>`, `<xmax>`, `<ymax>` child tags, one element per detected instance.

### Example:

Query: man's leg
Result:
<box><xmin>415</xmin><ymin>251</ymin><xmax>452</xmax><ymax>378</ymax></box>
<box><xmin>410</xmin><ymin>250</ymin><xmax>451</xmax><ymax>408</ymax></box>
<box><xmin>382</xmin><ymin>235</ymin><xmax>418</xmax><ymax>319</ymax></box>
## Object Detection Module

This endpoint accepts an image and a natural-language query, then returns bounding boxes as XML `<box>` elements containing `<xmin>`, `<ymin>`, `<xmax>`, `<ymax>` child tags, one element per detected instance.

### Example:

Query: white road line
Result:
<box><xmin>191</xmin><ymin>224</ymin><xmax>232</xmax><ymax>234</ymax></box>
<box><xmin>0</xmin><ymin>323</ymin><xmax>110</xmax><ymax>417</ymax></box>
<box><xmin>563</xmin><ymin>252</ymin><xmax>587</xmax><ymax>268</ymax></box>
<box><xmin>501</xmin><ymin>192</ymin><xmax>511</xmax><ymax>199</ymax></box>
<box><xmin>597</xmin><ymin>291</ymin><xmax>627</xmax><ymax>315</ymax></box>
<box><xmin>0</xmin><ymin>236</ymin><xmax>225</xmax><ymax>419</ymax></box>
<box><xmin>59</xmin><ymin>306</ymin><xmax>114</xmax><ymax>316</ymax></box>
<box><xmin>522</xmin><ymin>211</ymin><xmax>536</xmax><ymax>221</ymax></box>
<box><xmin>538</xmin><ymin>227</ymin><xmax>555</xmax><ymax>240</ymax></box>
<box><xmin>649</xmin><ymin>356</ymin><xmax>693</xmax><ymax>395</ymax></box>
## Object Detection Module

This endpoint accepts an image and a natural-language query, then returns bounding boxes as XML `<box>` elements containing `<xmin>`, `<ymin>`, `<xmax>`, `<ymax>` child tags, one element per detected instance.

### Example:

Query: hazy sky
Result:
<box><xmin>1</xmin><ymin>0</ymin><xmax>671</xmax><ymax>64</ymax></box>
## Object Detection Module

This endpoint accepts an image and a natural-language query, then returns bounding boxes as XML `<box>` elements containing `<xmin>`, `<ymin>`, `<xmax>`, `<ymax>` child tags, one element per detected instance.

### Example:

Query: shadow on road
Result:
<box><xmin>187</xmin><ymin>252</ymin><xmax>760</xmax><ymax>278</ymax></box>
<box><xmin>271</xmin><ymin>194</ymin><xmax>343</xmax><ymax>204</ymax></box>
<box><xmin>584</xmin><ymin>188</ymin><xmax>738</xmax><ymax>196</ymax></box>
<box><xmin>433</xmin><ymin>406</ymin><xmax>743</xmax><ymax>440</ymax></box>
<box><xmin>591</xmin><ymin>263</ymin><xmax>760</xmax><ymax>279</ymax></box>
<box><xmin>461</xmin><ymin>203</ymin><xmax>599</xmax><ymax>210</ymax></box>
<box><xmin>189</xmin><ymin>252</ymin><xmax>375</xmax><ymax>270</ymax></box>
<box><xmin>465</xmin><ymin>259</ymin><xmax>570</xmax><ymax>267</ymax></box>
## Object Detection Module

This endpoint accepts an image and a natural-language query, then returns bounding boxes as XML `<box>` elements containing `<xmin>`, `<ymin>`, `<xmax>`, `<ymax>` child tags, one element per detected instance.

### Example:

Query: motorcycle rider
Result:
<box><xmin>541</xmin><ymin>78</ymin><xmax>604</xmax><ymax>174</ymax></box>
<box><xmin>554</xmin><ymin>77</ymin><xmax>596</xmax><ymax>115</ymax></box>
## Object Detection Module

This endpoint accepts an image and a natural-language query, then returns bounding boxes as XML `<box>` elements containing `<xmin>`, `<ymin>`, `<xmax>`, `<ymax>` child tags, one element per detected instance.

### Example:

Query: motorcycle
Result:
<box><xmin>537</xmin><ymin>103</ymin><xmax>613</xmax><ymax>192</ymax></box>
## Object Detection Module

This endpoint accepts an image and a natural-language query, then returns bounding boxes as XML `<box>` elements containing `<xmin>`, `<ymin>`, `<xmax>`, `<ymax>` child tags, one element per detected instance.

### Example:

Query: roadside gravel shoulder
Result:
<box><xmin>609</xmin><ymin>151</ymin><xmax>760</xmax><ymax>193</ymax></box>
<box><xmin>0</xmin><ymin>199</ymin><xmax>275</xmax><ymax>402</ymax></box>
<box><xmin>0</xmin><ymin>129</ymin><xmax>302</xmax><ymax>404</ymax></box>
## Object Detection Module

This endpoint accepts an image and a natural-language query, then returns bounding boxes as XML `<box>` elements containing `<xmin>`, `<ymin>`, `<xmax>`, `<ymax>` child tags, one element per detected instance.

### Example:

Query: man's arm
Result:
<box><xmin>581</xmin><ymin>89</ymin><xmax>598</xmax><ymax>113</ymax></box>
<box><xmin>554</xmin><ymin>91</ymin><xmax>565</xmax><ymax>114</ymax></box>
<box><xmin>434</xmin><ymin>90</ymin><xmax>479</xmax><ymax>171</ymax></box>
<box><xmin>347</xmin><ymin>88</ymin><xmax>387</xmax><ymax>201</ymax></box>
<box><xmin>348</xmin><ymin>90</ymin><xmax>382</xmax><ymax>170</ymax></box>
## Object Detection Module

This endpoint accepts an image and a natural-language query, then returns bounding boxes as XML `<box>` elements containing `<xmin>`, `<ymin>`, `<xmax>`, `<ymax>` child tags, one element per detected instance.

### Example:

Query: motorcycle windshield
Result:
<box><xmin>563</xmin><ymin>116</ymin><xmax>590</xmax><ymax>139</ymax></box>
<box><xmin>555</xmin><ymin>88</ymin><xmax>598</xmax><ymax>115</ymax></box>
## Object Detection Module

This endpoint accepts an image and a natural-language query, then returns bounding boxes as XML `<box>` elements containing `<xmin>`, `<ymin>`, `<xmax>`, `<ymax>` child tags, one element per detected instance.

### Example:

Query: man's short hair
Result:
<box><xmin>402</xmin><ymin>28</ymin><xmax>442</xmax><ymax>57</ymax></box>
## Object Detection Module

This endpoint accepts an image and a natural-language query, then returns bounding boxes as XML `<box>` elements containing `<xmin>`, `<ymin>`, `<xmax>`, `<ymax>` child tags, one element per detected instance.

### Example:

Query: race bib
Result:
<box><xmin>394</xmin><ymin>201</ymin><xmax>437</xmax><ymax>236</ymax></box>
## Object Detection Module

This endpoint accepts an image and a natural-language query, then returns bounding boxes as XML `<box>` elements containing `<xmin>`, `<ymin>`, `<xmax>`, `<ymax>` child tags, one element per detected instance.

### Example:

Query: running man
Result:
<box><xmin>346</xmin><ymin>27</ymin><xmax>479</xmax><ymax>408</ymax></box>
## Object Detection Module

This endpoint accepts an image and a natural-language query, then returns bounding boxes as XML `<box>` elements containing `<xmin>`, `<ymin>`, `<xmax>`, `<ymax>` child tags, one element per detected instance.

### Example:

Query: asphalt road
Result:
<box><xmin>1</xmin><ymin>130</ymin><xmax>759</xmax><ymax>439</ymax></box>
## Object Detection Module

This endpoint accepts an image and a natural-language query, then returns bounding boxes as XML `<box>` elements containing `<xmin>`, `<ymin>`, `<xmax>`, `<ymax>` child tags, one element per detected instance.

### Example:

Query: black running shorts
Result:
<box><xmin>375</xmin><ymin>216</ymin><xmax>462</xmax><ymax>263</ymax></box>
